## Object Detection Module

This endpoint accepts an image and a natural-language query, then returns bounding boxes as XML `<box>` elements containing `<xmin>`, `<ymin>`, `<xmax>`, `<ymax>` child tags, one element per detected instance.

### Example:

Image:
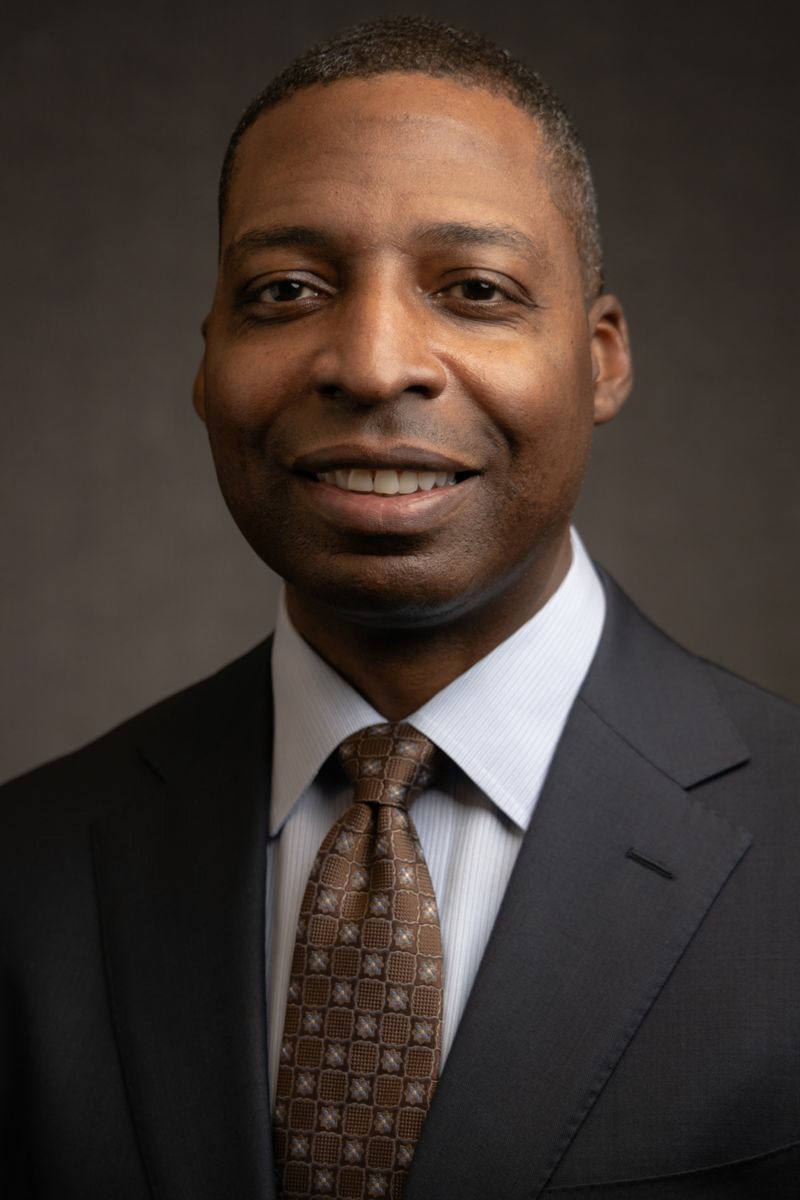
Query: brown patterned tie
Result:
<box><xmin>273</xmin><ymin>722</ymin><xmax>443</xmax><ymax>1200</ymax></box>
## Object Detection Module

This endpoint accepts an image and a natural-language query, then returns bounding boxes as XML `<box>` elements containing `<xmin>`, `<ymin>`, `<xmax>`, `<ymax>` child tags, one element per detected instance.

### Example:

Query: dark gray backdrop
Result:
<box><xmin>3</xmin><ymin>0</ymin><xmax>798</xmax><ymax>783</ymax></box>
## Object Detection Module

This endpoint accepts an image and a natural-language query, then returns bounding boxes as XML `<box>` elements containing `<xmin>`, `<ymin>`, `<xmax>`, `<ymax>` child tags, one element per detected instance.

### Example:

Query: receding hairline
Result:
<box><xmin>225</xmin><ymin>69</ymin><xmax>553</xmax><ymax>174</ymax></box>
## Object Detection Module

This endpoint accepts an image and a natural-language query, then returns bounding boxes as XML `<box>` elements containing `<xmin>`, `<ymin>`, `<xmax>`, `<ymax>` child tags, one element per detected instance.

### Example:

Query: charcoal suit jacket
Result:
<box><xmin>2</xmin><ymin>575</ymin><xmax>799</xmax><ymax>1199</ymax></box>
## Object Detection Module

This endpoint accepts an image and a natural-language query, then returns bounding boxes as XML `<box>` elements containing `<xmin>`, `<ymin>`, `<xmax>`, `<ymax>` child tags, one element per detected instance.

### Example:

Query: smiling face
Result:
<box><xmin>196</xmin><ymin>73</ymin><xmax>631</xmax><ymax>635</ymax></box>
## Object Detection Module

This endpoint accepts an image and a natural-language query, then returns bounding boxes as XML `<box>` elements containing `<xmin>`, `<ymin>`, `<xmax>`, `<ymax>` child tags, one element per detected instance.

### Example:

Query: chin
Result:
<box><xmin>282</xmin><ymin>554</ymin><xmax>489</xmax><ymax>631</ymax></box>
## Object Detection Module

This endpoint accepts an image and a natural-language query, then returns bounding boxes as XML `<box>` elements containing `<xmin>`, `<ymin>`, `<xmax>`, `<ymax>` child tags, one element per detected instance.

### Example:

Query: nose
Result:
<box><xmin>310</xmin><ymin>276</ymin><xmax>448</xmax><ymax>406</ymax></box>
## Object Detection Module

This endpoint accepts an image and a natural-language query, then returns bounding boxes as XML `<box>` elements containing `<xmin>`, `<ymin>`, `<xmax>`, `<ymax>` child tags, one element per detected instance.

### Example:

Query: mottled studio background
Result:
<box><xmin>2</xmin><ymin>0</ymin><xmax>798</xmax><ymax>782</ymax></box>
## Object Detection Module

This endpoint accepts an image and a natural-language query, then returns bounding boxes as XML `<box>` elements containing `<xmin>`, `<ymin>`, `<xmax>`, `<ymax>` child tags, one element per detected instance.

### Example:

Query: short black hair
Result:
<box><xmin>218</xmin><ymin>16</ymin><xmax>603</xmax><ymax>299</ymax></box>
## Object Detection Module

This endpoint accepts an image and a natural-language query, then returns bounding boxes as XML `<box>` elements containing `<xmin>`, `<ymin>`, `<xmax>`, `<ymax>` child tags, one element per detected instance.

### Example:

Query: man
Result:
<box><xmin>2</xmin><ymin>16</ymin><xmax>798</xmax><ymax>1199</ymax></box>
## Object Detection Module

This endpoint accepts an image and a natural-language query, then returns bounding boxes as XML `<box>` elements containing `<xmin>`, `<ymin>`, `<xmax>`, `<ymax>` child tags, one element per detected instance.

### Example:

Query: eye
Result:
<box><xmin>258</xmin><ymin>278</ymin><xmax>320</xmax><ymax>303</ymax></box>
<box><xmin>236</xmin><ymin>273</ymin><xmax>331</xmax><ymax>323</ymax></box>
<box><xmin>436</xmin><ymin>272</ymin><xmax>535</xmax><ymax>321</ymax></box>
<box><xmin>448</xmin><ymin>278</ymin><xmax>510</xmax><ymax>302</ymax></box>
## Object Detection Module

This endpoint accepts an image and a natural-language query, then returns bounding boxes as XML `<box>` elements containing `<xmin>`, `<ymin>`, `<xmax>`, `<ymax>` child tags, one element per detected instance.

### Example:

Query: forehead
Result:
<box><xmin>223</xmin><ymin>74</ymin><xmax>575</xmax><ymax>267</ymax></box>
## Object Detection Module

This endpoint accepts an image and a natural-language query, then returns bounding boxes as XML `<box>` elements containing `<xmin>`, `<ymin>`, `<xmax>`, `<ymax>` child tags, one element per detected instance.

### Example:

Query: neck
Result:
<box><xmin>285</xmin><ymin>533</ymin><xmax>572</xmax><ymax>719</ymax></box>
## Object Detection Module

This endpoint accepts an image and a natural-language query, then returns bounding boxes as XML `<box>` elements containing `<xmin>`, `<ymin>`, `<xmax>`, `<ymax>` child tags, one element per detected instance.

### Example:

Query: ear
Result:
<box><xmin>192</xmin><ymin>318</ymin><xmax>209</xmax><ymax>422</ymax></box>
<box><xmin>588</xmin><ymin>293</ymin><xmax>633</xmax><ymax>425</ymax></box>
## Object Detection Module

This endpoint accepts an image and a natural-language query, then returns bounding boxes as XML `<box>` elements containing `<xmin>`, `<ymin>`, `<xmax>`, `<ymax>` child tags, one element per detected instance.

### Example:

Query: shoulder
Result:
<box><xmin>590</xmin><ymin>569</ymin><xmax>800</xmax><ymax>779</ymax></box>
<box><xmin>0</xmin><ymin>638</ymin><xmax>273</xmax><ymax>830</ymax></box>
<box><xmin>0</xmin><ymin>640</ymin><xmax>273</xmax><ymax>976</ymax></box>
<box><xmin>701</xmin><ymin>657</ymin><xmax>800</xmax><ymax>777</ymax></box>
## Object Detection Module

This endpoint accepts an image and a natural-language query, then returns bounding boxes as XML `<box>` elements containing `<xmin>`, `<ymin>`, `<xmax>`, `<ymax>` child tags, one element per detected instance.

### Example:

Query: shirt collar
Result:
<box><xmin>270</xmin><ymin>529</ymin><xmax>605</xmax><ymax>835</ymax></box>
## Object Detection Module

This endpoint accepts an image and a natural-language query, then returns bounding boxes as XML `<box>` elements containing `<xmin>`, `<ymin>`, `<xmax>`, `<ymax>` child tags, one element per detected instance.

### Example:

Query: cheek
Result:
<box><xmin>204</xmin><ymin>349</ymin><xmax>287</xmax><ymax>431</ymax></box>
<box><xmin>202</xmin><ymin>350</ymin><xmax>310</xmax><ymax>502</ymax></box>
<box><xmin>462</xmin><ymin>341</ymin><xmax>595</xmax><ymax>472</ymax></box>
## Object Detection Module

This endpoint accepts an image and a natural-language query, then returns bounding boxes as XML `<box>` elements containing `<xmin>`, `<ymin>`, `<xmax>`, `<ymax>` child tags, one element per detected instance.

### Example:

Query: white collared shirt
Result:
<box><xmin>266</xmin><ymin>528</ymin><xmax>605</xmax><ymax>1102</ymax></box>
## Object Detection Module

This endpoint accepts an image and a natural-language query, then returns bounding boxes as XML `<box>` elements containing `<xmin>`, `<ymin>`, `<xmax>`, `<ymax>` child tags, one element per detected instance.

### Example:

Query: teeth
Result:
<box><xmin>317</xmin><ymin>468</ymin><xmax>460</xmax><ymax>494</ymax></box>
<box><xmin>348</xmin><ymin>469</ymin><xmax>373</xmax><ymax>493</ymax></box>
<box><xmin>397</xmin><ymin>471</ymin><xmax>418</xmax><ymax>494</ymax></box>
<box><xmin>374</xmin><ymin>469</ymin><xmax>400</xmax><ymax>495</ymax></box>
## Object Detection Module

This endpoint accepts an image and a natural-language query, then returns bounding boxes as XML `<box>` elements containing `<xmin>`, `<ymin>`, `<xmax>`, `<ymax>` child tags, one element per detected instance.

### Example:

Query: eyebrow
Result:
<box><xmin>222</xmin><ymin>226</ymin><xmax>334</xmax><ymax>274</ymax></box>
<box><xmin>222</xmin><ymin>219</ymin><xmax>548</xmax><ymax>275</ymax></box>
<box><xmin>412</xmin><ymin>221</ymin><xmax>548</xmax><ymax>264</ymax></box>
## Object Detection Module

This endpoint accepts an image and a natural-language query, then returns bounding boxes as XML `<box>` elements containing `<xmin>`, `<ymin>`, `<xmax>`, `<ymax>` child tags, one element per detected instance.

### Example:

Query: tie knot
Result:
<box><xmin>338</xmin><ymin>722</ymin><xmax>439</xmax><ymax>808</ymax></box>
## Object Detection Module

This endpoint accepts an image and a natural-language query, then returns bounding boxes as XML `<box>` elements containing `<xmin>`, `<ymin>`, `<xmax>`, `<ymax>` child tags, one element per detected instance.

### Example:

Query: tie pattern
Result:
<box><xmin>274</xmin><ymin>723</ymin><xmax>443</xmax><ymax>1200</ymax></box>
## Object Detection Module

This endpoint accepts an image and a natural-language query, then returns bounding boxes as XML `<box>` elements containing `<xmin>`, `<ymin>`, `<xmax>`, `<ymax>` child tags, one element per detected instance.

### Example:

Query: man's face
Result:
<box><xmin>197</xmin><ymin>74</ymin><xmax>629</xmax><ymax>630</ymax></box>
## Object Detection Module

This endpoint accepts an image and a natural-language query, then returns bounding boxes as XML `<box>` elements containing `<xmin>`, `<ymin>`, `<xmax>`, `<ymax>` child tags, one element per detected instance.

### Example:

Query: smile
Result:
<box><xmin>315</xmin><ymin>468</ymin><xmax>459</xmax><ymax>495</ymax></box>
<box><xmin>294</xmin><ymin>460</ymin><xmax>478</xmax><ymax>537</ymax></box>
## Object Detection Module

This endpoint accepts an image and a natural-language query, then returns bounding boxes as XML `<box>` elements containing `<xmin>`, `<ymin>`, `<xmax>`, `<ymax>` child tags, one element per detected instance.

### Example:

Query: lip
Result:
<box><xmin>291</xmin><ymin>442</ymin><xmax>479</xmax><ymax>475</ymax></box>
<box><xmin>295</xmin><ymin>471</ymin><xmax>479</xmax><ymax>536</ymax></box>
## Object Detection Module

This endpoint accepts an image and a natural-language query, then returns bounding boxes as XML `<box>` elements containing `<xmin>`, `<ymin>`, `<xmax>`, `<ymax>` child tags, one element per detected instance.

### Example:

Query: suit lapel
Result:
<box><xmin>92</xmin><ymin>643</ymin><xmax>277</xmax><ymax>1200</ymax></box>
<box><xmin>405</xmin><ymin>580</ymin><xmax>752</xmax><ymax>1199</ymax></box>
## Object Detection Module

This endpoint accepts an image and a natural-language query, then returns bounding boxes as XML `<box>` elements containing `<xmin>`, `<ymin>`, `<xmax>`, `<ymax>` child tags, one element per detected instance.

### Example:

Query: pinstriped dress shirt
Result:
<box><xmin>266</xmin><ymin>528</ymin><xmax>606</xmax><ymax>1104</ymax></box>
